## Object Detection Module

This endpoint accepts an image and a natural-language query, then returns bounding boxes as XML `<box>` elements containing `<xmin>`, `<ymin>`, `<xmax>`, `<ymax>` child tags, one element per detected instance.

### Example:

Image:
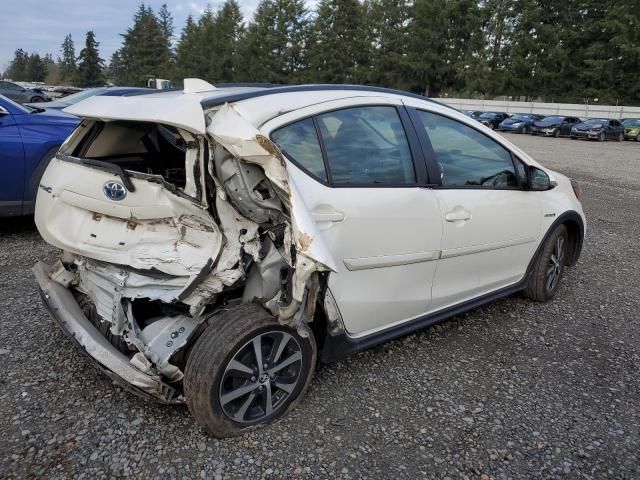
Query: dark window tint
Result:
<box><xmin>272</xmin><ymin>118</ymin><xmax>327</xmax><ymax>182</ymax></box>
<box><xmin>315</xmin><ymin>106</ymin><xmax>415</xmax><ymax>185</ymax></box>
<box><xmin>417</xmin><ymin>111</ymin><xmax>518</xmax><ymax>188</ymax></box>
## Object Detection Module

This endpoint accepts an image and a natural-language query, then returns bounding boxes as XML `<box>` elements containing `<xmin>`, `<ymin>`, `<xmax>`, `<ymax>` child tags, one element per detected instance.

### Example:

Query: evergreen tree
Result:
<box><xmin>407</xmin><ymin>0</ymin><xmax>482</xmax><ymax>96</ymax></box>
<box><xmin>59</xmin><ymin>34</ymin><xmax>77</xmax><ymax>84</ymax></box>
<box><xmin>306</xmin><ymin>0</ymin><xmax>371</xmax><ymax>83</ymax></box>
<box><xmin>116</xmin><ymin>4</ymin><xmax>173</xmax><ymax>85</ymax></box>
<box><xmin>213</xmin><ymin>0</ymin><xmax>245</xmax><ymax>82</ymax></box>
<box><xmin>605</xmin><ymin>0</ymin><xmax>640</xmax><ymax>104</ymax></box>
<box><xmin>237</xmin><ymin>0</ymin><xmax>310</xmax><ymax>83</ymax></box>
<box><xmin>367</xmin><ymin>0</ymin><xmax>413</xmax><ymax>90</ymax></box>
<box><xmin>6</xmin><ymin>49</ymin><xmax>29</xmax><ymax>80</ymax></box>
<box><xmin>77</xmin><ymin>31</ymin><xmax>105</xmax><ymax>86</ymax></box>
<box><xmin>175</xmin><ymin>15</ymin><xmax>205</xmax><ymax>79</ymax></box>
<box><xmin>158</xmin><ymin>3</ymin><xmax>176</xmax><ymax>77</ymax></box>
<box><xmin>26</xmin><ymin>53</ymin><xmax>48</xmax><ymax>82</ymax></box>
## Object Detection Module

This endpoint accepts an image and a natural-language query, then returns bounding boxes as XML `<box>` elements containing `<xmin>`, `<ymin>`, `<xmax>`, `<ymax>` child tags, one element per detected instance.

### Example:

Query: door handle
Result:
<box><xmin>312</xmin><ymin>209</ymin><xmax>345</xmax><ymax>223</ymax></box>
<box><xmin>445</xmin><ymin>208</ymin><xmax>471</xmax><ymax>222</ymax></box>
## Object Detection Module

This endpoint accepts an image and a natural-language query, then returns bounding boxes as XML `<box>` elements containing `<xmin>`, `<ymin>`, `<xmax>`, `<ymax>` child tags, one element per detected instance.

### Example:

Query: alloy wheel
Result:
<box><xmin>546</xmin><ymin>236</ymin><xmax>565</xmax><ymax>292</ymax></box>
<box><xmin>219</xmin><ymin>330</ymin><xmax>303</xmax><ymax>424</ymax></box>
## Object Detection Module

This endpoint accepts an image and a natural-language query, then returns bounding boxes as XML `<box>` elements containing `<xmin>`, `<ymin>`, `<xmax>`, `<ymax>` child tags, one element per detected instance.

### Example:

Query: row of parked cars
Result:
<box><xmin>463</xmin><ymin>110</ymin><xmax>640</xmax><ymax>142</ymax></box>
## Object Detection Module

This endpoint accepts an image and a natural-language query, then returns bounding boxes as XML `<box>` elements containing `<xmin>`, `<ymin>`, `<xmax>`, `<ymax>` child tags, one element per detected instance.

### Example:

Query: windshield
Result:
<box><xmin>55</xmin><ymin>87</ymin><xmax>108</xmax><ymax>106</ymax></box>
<box><xmin>0</xmin><ymin>94</ymin><xmax>30</xmax><ymax>113</ymax></box>
<box><xmin>584</xmin><ymin>118</ymin><xmax>607</xmax><ymax>125</ymax></box>
<box><xmin>542</xmin><ymin>116</ymin><xmax>563</xmax><ymax>123</ymax></box>
<box><xmin>510</xmin><ymin>114</ymin><xmax>530</xmax><ymax>121</ymax></box>
<box><xmin>622</xmin><ymin>119</ymin><xmax>640</xmax><ymax>127</ymax></box>
<box><xmin>479</xmin><ymin>112</ymin><xmax>497</xmax><ymax>119</ymax></box>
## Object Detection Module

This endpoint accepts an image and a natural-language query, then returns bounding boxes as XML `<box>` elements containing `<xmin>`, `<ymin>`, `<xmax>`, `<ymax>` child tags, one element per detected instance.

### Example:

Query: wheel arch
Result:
<box><xmin>557</xmin><ymin>212</ymin><xmax>584</xmax><ymax>266</ymax></box>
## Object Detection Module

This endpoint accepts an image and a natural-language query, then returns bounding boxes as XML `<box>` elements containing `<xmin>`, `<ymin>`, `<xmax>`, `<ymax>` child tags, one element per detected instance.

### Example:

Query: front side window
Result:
<box><xmin>316</xmin><ymin>106</ymin><xmax>415</xmax><ymax>185</ymax></box>
<box><xmin>417</xmin><ymin>110</ymin><xmax>518</xmax><ymax>188</ymax></box>
<box><xmin>271</xmin><ymin>118</ymin><xmax>327</xmax><ymax>182</ymax></box>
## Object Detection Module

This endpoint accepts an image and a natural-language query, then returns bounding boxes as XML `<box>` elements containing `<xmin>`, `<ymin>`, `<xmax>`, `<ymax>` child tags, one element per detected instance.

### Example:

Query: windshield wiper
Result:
<box><xmin>58</xmin><ymin>153</ymin><xmax>136</xmax><ymax>192</ymax></box>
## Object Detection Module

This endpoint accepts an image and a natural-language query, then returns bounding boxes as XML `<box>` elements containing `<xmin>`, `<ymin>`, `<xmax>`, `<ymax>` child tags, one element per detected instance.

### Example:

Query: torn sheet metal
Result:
<box><xmin>207</xmin><ymin>103</ymin><xmax>337</xmax><ymax>274</ymax></box>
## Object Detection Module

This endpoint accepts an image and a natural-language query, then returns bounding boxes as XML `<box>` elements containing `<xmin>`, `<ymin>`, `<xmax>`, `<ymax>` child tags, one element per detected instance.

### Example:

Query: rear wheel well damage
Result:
<box><xmin>42</xmin><ymin>105</ymin><xmax>333</xmax><ymax>394</ymax></box>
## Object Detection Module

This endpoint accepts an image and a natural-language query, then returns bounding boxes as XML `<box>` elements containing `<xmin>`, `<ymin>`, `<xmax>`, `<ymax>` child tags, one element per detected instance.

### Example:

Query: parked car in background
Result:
<box><xmin>24</xmin><ymin>86</ymin><xmax>152</xmax><ymax>110</ymax></box>
<box><xmin>32</xmin><ymin>80</ymin><xmax>585</xmax><ymax>437</ymax></box>
<box><xmin>570</xmin><ymin>118</ymin><xmax>624</xmax><ymax>141</ymax></box>
<box><xmin>0</xmin><ymin>94</ymin><xmax>79</xmax><ymax>216</ymax></box>
<box><xmin>462</xmin><ymin>110</ymin><xmax>483</xmax><ymax>119</ymax></box>
<box><xmin>0</xmin><ymin>80</ymin><xmax>50</xmax><ymax>103</ymax></box>
<box><xmin>622</xmin><ymin>118</ymin><xmax>640</xmax><ymax>141</ymax></box>
<box><xmin>497</xmin><ymin>113</ymin><xmax>544</xmax><ymax>134</ymax></box>
<box><xmin>530</xmin><ymin>116</ymin><xmax>580</xmax><ymax>137</ymax></box>
<box><xmin>477</xmin><ymin>111</ymin><xmax>509</xmax><ymax>129</ymax></box>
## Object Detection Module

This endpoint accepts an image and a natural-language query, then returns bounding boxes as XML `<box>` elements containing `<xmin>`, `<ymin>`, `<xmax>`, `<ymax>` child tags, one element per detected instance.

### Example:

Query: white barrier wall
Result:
<box><xmin>438</xmin><ymin>98</ymin><xmax>640</xmax><ymax>119</ymax></box>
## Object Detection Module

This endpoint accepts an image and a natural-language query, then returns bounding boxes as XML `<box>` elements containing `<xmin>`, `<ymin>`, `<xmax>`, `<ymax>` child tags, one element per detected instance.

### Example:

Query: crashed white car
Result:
<box><xmin>34</xmin><ymin>79</ymin><xmax>585</xmax><ymax>437</ymax></box>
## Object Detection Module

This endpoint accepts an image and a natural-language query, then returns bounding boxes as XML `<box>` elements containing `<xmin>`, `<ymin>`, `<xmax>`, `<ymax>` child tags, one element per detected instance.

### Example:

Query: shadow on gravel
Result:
<box><xmin>0</xmin><ymin>215</ymin><xmax>38</xmax><ymax>236</ymax></box>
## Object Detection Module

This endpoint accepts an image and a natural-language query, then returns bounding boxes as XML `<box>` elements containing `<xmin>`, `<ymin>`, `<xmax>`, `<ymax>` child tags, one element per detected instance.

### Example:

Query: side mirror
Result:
<box><xmin>529</xmin><ymin>167</ymin><xmax>552</xmax><ymax>191</ymax></box>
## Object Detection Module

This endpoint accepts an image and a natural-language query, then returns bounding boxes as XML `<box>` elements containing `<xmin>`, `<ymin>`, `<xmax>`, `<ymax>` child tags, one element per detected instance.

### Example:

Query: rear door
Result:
<box><xmin>0</xmin><ymin>104</ymin><xmax>25</xmax><ymax>214</ymax></box>
<box><xmin>408</xmin><ymin>106</ymin><xmax>542</xmax><ymax>311</ymax></box>
<box><xmin>266</xmin><ymin>98</ymin><xmax>442</xmax><ymax>336</ymax></box>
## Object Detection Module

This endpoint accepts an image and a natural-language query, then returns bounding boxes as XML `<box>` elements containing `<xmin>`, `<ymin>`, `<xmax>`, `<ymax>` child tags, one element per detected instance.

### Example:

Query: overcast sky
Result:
<box><xmin>0</xmin><ymin>0</ymin><xmax>270</xmax><ymax>74</ymax></box>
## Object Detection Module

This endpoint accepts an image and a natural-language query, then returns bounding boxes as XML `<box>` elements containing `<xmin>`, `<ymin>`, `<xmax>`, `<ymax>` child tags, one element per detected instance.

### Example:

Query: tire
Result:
<box><xmin>520</xmin><ymin>126</ymin><xmax>526</xmax><ymax>134</ymax></box>
<box><xmin>184</xmin><ymin>304</ymin><xmax>317</xmax><ymax>438</ymax></box>
<box><xmin>598</xmin><ymin>132</ymin><xmax>605</xmax><ymax>142</ymax></box>
<box><xmin>29</xmin><ymin>96</ymin><xmax>44</xmax><ymax>103</ymax></box>
<box><xmin>524</xmin><ymin>224</ymin><xmax>569</xmax><ymax>302</ymax></box>
<box><xmin>617</xmin><ymin>132</ymin><xmax>623</xmax><ymax>142</ymax></box>
<box><xmin>637</xmin><ymin>134</ymin><xmax>640</xmax><ymax>142</ymax></box>
<box><xmin>553</xmin><ymin>128</ymin><xmax>560</xmax><ymax>138</ymax></box>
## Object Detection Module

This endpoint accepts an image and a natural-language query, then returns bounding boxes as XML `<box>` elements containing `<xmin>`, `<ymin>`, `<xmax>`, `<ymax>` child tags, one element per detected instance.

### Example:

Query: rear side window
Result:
<box><xmin>316</xmin><ymin>106</ymin><xmax>415</xmax><ymax>185</ymax></box>
<box><xmin>417</xmin><ymin>110</ymin><xmax>517</xmax><ymax>188</ymax></box>
<box><xmin>271</xmin><ymin>118</ymin><xmax>327</xmax><ymax>182</ymax></box>
<box><xmin>272</xmin><ymin>106</ymin><xmax>416</xmax><ymax>186</ymax></box>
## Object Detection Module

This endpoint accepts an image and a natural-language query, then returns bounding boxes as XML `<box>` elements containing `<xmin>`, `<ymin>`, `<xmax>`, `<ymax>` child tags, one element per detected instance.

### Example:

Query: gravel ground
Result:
<box><xmin>1</xmin><ymin>135</ymin><xmax>639</xmax><ymax>479</ymax></box>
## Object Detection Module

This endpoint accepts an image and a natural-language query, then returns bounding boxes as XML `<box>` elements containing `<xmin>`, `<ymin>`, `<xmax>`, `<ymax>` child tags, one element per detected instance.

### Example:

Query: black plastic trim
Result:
<box><xmin>320</xmin><ymin>211</ymin><xmax>585</xmax><ymax>363</ymax></box>
<box><xmin>201</xmin><ymin>84</ymin><xmax>452</xmax><ymax>111</ymax></box>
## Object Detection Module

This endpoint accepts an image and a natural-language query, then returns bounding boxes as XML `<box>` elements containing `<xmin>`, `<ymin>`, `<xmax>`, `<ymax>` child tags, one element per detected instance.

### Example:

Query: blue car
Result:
<box><xmin>0</xmin><ymin>94</ymin><xmax>79</xmax><ymax>216</ymax></box>
<box><xmin>497</xmin><ymin>113</ymin><xmax>544</xmax><ymax>133</ymax></box>
<box><xmin>24</xmin><ymin>86</ymin><xmax>152</xmax><ymax>110</ymax></box>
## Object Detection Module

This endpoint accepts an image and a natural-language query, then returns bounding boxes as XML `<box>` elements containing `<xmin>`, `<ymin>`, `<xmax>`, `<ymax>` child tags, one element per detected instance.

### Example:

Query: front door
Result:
<box><xmin>269</xmin><ymin>102</ymin><xmax>442</xmax><ymax>335</ymax></box>
<box><xmin>410</xmin><ymin>108</ymin><xmax>543</xmax><ymax>310</ymax></box>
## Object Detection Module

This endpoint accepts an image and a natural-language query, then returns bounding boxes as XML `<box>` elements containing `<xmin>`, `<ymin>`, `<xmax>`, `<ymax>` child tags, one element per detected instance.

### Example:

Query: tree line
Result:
<box><xmin>3</xmin><ymin>0</ymin><xmax>639</xmax><ymax>105</ymax></box>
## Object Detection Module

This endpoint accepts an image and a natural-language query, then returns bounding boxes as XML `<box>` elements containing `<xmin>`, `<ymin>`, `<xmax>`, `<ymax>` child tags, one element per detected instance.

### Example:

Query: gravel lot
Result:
<box><xmin>1</xmin><ymin>135</ymin><xmax>639</xmax><ymax>479</ymax></box>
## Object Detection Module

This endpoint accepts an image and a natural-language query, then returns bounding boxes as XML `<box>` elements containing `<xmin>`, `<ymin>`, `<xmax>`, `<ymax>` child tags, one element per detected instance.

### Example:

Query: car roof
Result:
<box><xmin>64</xmin><ymin>82</ymin><xmax>452</xmax><ymax>134</ymax></box>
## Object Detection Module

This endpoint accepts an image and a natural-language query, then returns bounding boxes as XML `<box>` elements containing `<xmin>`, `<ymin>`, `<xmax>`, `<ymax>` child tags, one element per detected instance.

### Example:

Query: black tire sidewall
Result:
<box><xmin>525</xmin><ymin>224</ymin><xmax>569</xmax><ymax>302</ymax></box>
<box><xmin>184</xmin><ymin>305</ymin><xmax>316</xmax><ymax>437</ymax></box>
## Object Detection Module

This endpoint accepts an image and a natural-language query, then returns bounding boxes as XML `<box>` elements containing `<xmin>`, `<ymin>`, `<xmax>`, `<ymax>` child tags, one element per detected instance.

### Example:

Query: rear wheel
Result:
<box><xmin>184</xmin><ymin>304</ymin><xmax>316</xmax><ymax>437</ymax></box>
<box><xmin>524</xmin><ymin>224</ymin><xmax>568</xmax><ymax>302</ymax></box>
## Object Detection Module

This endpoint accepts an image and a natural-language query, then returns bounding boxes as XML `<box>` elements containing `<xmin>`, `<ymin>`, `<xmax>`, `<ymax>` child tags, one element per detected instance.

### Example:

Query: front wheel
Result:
<box><xmin>184</xmin><ymin>304</ymin><xmax>316</xmax><ymax>437</ymax></box>
<box><xmin>553</xmin><ymin>128</ymin><xmax>560</xmax><ymax>138</ymax></box>
<box><xmin>598</xmin><ymin>132</ymin><xmax>605</xmax><ymax>142</ymax></box>
<box><xmin>29</xmin><ymin>96</ymin><xmax>44</xmax><ymax>103</ymax></box>
<box><xmin>617</xmin><ymin>132</ymin><xmax>623</xmax><ymax>142</ymax></box>
<box><xmin>524</xmin><ymin>224</ymin><xmax>569</xmax><ymax>302</ymax></box>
